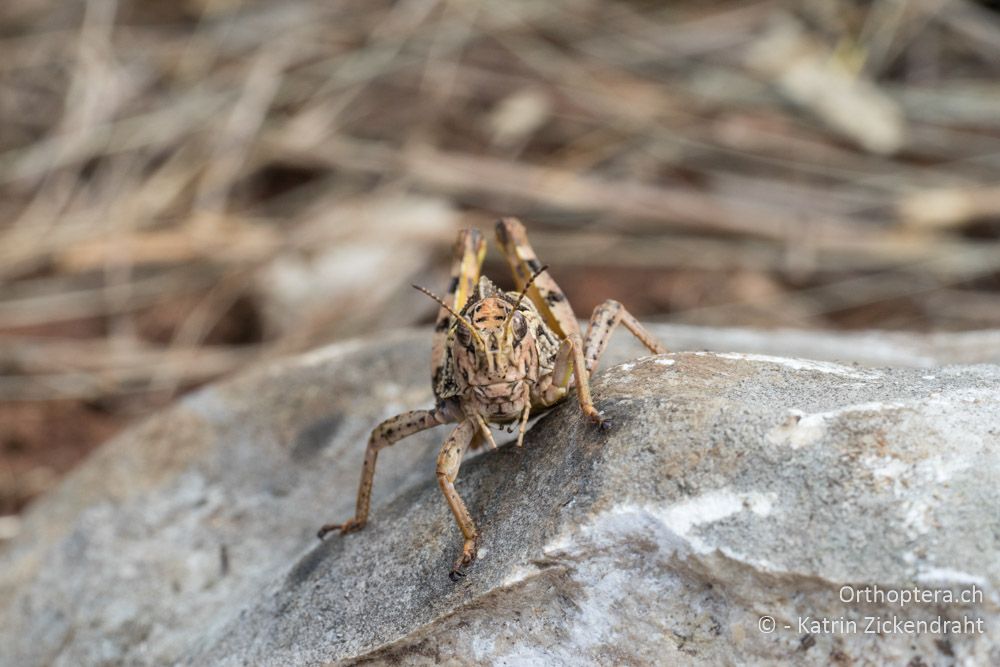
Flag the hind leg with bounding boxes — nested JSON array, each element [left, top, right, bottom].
[[495, 218, 605, 426], [431, 229, 486, 391], [495, 218, 579, 341], [584, 300, 667, 374]]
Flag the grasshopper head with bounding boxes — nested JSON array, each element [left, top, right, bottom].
[[414, 269, 546, 379], [458, 280, 530, 375]]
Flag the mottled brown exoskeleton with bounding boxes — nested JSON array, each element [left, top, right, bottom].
[[318, 219, 666, 580]]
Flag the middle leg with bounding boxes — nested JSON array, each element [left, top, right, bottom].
[[535, 336, 607, 427], [436, 419, 478, 580], [318, 408, 451, 539], [584, 299, 667, 374]]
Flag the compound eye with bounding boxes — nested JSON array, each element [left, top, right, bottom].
[[455, 322, 473, 347], [510, 310, 528, 342]]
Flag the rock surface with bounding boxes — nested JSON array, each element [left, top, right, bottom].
[[1, 327, 999, 666]]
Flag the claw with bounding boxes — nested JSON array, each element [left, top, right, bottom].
[[586, 409, 612, 430], [448, 537, 478, 581], [317, 518, 364, 540]]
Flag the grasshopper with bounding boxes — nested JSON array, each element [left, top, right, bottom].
[[318, 218, 666, 580]]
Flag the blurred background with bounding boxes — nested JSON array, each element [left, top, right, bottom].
[[1, 0, 999, 529]]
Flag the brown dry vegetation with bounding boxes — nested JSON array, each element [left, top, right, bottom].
[[1, 0, 999, 518]]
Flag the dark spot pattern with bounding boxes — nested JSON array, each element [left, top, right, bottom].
[[545, 291, 566, 304], [495, 220, 510, 244]]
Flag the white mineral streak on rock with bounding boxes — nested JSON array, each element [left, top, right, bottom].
[[767, 401, 904, 449], [713, 352, 879, 379], [916, 567, 989, 588], [545, 491, 777, 565]]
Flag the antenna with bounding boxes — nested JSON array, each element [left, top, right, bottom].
[[412, 284, 486, 348], [503, 264, 549, 326]]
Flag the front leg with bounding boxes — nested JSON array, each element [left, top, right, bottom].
[[436, 419, 478, 581], [472, 412, 498, 450], [318, 408, 450, 539], [515, 382, 531, 447]]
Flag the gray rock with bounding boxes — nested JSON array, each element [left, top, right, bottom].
[[645, 323, 1000, 368], [1, 329, 998, 666]]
